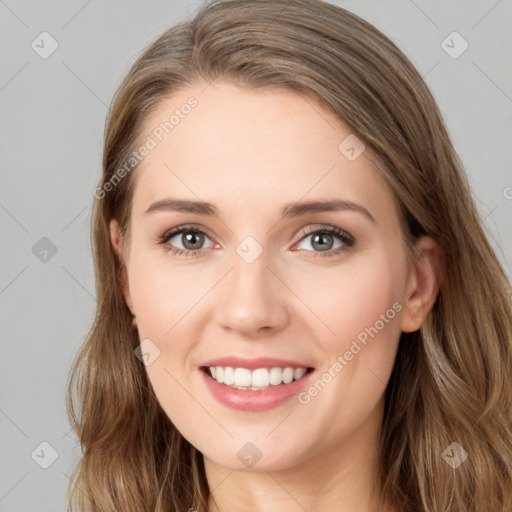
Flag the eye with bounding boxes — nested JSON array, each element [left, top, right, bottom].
[[293, 225, 355, 258], [159, 224, 355, 259], [159, 225, 215, 257]]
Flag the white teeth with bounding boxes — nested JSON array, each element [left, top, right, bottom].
[[294, 368, 307, 380], [234, 368, 252, 387], [207, 366, 310, 389], [282, 367, 294, 384], [269, 367, 282, 385], [223, 366, 235, 385], [251, 368, 269, 387]]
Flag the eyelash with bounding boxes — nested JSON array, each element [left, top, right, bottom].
[[158, 224, 355, 259]]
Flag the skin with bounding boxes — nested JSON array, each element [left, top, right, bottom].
[[110, 81, 442, 512]]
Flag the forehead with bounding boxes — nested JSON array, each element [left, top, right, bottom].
[[131, 82, 392, 219]]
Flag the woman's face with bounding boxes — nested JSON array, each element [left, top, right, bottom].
[[112, 81, 431, 471]]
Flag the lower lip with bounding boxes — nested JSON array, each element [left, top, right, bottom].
[[200, 368, 315, 412]]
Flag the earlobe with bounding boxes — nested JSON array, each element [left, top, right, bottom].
[[400, 236, 444, 333], [109, 219, 135, 315]]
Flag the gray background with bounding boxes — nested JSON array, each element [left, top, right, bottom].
[[1, 0, 511, 510]]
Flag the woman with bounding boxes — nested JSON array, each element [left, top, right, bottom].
[[66, 1, 512, 511]]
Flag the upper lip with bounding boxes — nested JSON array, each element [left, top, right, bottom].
[[201, 356, 314, 370]]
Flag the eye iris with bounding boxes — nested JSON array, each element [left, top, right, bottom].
[[311, 233, 333, 251], [182, 231, 204, 250]]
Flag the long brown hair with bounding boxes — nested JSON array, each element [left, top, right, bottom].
[[66, 1, 512, 510]]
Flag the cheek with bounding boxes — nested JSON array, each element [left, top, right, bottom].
[[126, 252, 205, 425], [288, 251, 406, 440], [128, 250, 208, 339], [300, 248, 407, 407], [298, 252, 406, 344]]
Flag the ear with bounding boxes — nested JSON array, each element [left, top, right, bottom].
[[109, 219, 134, 314], [400, 236, 444, 333]]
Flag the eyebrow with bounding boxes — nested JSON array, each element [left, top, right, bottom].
[[145, 198, 376, 223]]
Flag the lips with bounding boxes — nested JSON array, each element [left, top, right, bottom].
[[198, 355, 316, 411], [199, 364, 316, 411]]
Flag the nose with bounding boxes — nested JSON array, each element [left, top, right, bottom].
[[214, 253, 290, 336]]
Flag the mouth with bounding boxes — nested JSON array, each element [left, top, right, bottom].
[[200, 365, 315, 391]]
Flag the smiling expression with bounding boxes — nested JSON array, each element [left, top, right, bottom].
[[110, 81, 421, 471]]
